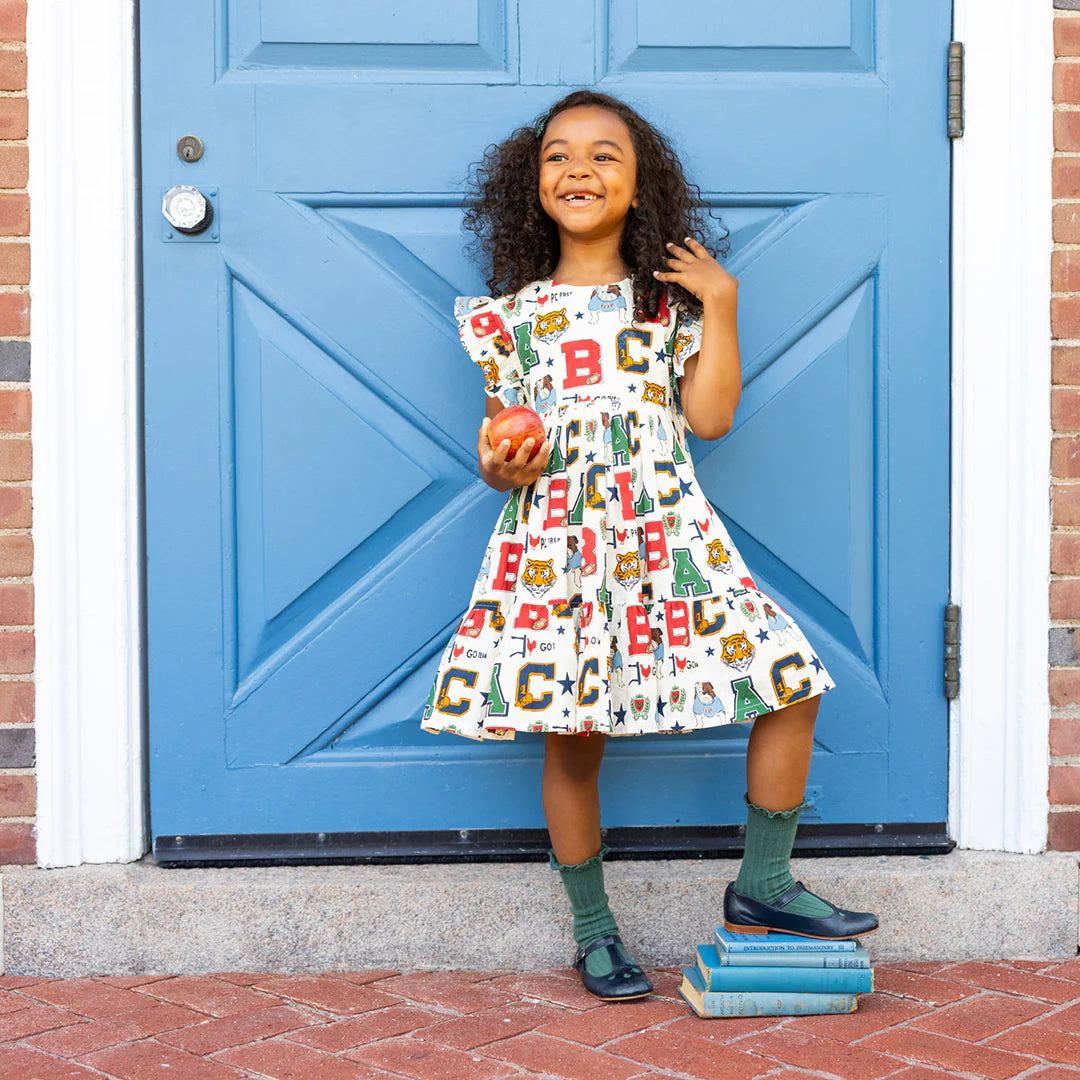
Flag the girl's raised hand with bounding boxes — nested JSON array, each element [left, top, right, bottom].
[[477, 417, 552, 492], [653, 236, 738, 305]]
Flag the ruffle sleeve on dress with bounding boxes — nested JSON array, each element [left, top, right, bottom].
[[453, 295, 527, 411], [667, 299, 704, 378]]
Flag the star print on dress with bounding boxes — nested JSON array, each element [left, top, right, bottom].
[[421, 274, 836, 740]]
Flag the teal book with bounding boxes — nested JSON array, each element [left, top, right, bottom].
[[715, 926, 858, 953], [678, 965, 858, 1018], [705, 938, 871, 968], [695, 944, 873, 994]]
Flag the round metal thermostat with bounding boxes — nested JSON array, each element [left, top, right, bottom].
[[162, 184, 214, 235]]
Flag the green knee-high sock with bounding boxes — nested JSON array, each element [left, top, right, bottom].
[[549, 843, 637, 977], [733, 791, 834, 917]]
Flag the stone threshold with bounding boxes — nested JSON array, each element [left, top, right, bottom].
[[0, 848, 1075, 977]]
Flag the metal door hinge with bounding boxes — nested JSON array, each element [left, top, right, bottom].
[[944, 602, 960, 699], [948, 41, 964, 139]]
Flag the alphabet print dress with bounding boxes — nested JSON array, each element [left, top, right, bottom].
[[420, 275, 835, 740]]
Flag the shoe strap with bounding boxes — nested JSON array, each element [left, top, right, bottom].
[[772, 880, 808, 908], [576, 932, 623, 963], [774, 879, 839, 914]]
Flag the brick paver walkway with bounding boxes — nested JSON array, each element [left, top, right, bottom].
[[0, 958, 1076, 1079]]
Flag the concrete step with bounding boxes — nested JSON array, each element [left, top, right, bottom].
[[1, 848, 1076, 977]]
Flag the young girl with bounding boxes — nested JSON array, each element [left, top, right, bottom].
[[421, 90, 879, 1002]]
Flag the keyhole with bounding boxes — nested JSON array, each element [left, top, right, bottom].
[[175, 135, 204, 163]]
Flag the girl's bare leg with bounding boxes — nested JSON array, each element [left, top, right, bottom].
[[745, 692, 820, 810], [542, 731, 606, 863]]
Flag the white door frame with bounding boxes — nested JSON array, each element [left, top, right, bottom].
[[948, 1, 1052, 855], [28, 0, 145, 866], [25, 1, 1053, 866]]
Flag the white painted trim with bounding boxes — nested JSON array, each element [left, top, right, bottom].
[[25, 2, 1051, 863], [948, 2, 1054, 853], [26, 1, 146, 866]]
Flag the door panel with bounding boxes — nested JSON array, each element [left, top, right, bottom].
[[142, 0, 951, 841]]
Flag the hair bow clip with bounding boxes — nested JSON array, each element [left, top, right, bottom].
[[535, 118, 546, 137]]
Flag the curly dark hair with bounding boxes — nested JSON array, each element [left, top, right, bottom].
[[457, 89, 729, 323]]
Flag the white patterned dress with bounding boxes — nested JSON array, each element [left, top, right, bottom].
[[420, 274, 835, 740]]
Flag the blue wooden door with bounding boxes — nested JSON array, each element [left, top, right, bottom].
[[142, 1, 951, 847]]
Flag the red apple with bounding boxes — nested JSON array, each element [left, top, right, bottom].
[[488, 405, 546, 461]]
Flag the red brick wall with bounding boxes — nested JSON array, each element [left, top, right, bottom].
[[1051, 9, 1080, 851], [0, 0, 32, 865]]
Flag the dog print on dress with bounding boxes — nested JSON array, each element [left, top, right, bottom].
[[587, 283, 630, 324]]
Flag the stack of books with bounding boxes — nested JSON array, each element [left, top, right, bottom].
[[678, 926, 874, 1017]]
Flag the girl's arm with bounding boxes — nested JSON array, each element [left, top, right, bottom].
[[653, 237, 742, 441], [677, 290, 741, 440]]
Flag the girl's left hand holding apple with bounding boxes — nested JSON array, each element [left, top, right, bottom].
[[478, 418, 551, 492]]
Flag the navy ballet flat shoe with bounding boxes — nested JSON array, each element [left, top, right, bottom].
[[574, 933, 654, 1002], [723, 880, 880, 940]]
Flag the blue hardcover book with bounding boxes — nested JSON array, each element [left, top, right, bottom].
[[678, 965, 858, 1017], [716, 926, 858, 953], [695, 944, 873, 994], [705, 939, 871, 968]]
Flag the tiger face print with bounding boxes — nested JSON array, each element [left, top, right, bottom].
[[521, 558, 557, 597], [534, 309, 571, 341], [641, 380, 666, 405], [720, 630, 755, 670], [674, 329, 695, 362], [479, 358, 500, 395], [706, 538, 731, 570], [613, 552, 641, 586]]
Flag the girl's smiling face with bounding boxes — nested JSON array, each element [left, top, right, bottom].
[[538, 105, 638, 244]]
